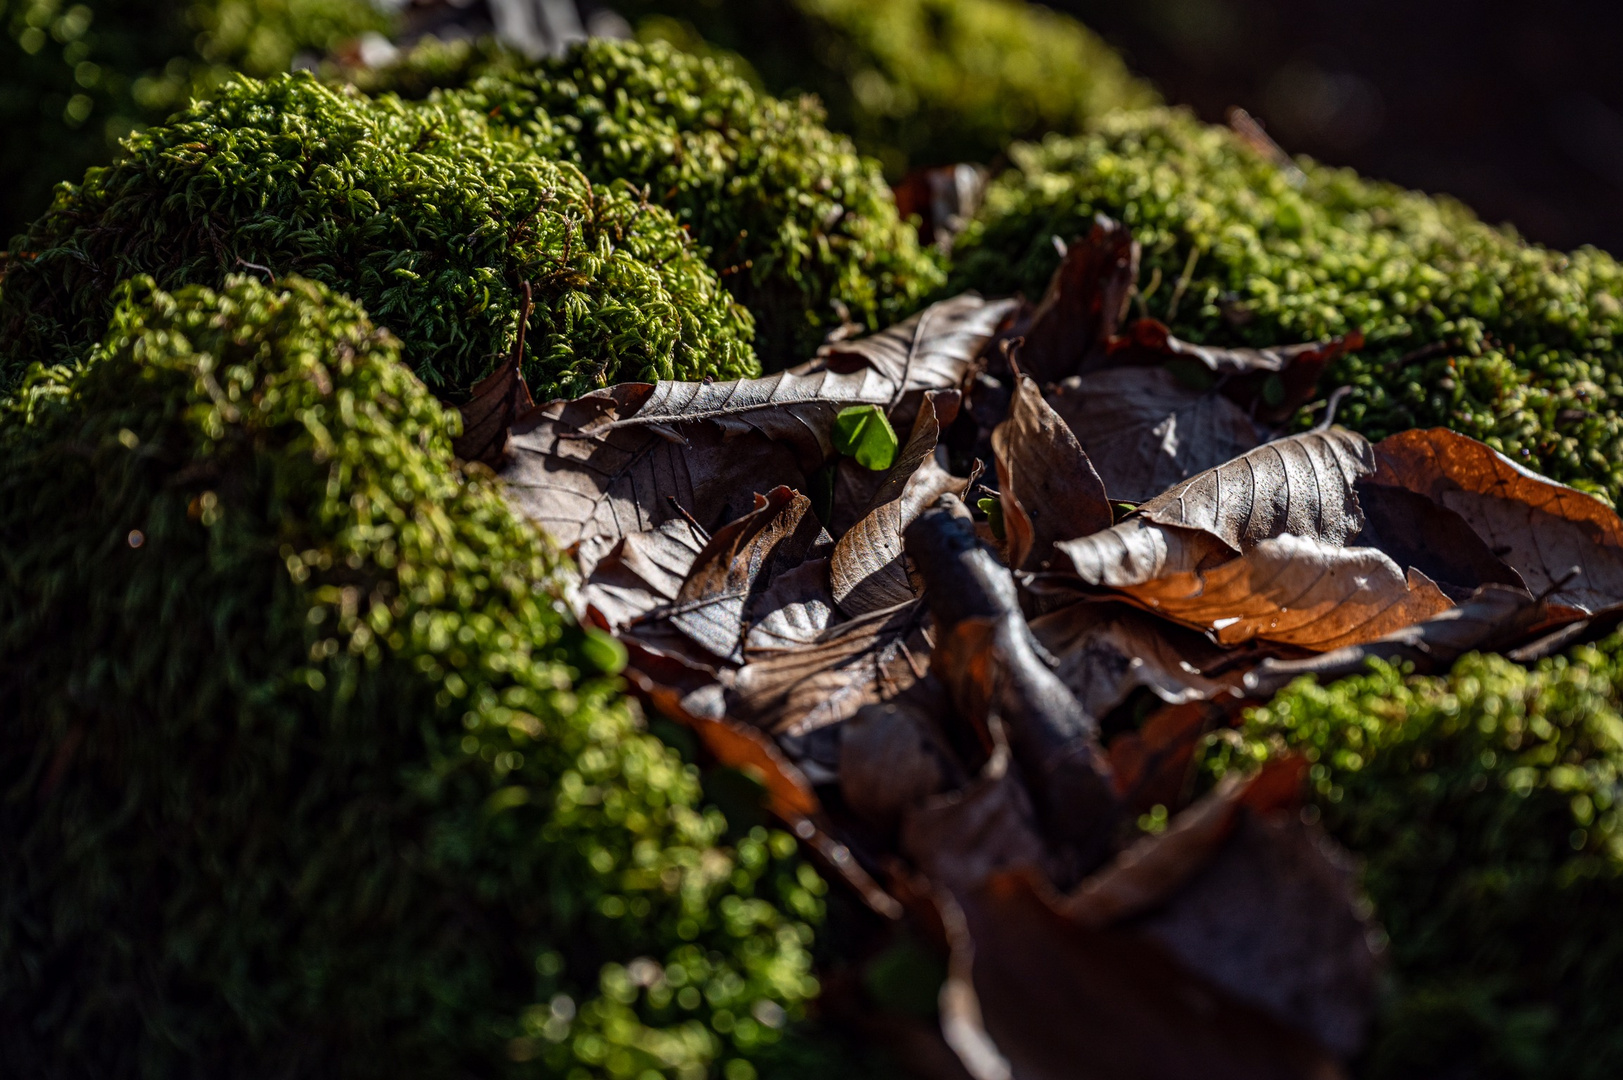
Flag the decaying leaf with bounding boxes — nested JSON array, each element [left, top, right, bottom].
[[732, 599, 932, 735], [1010, 215, 1138, 383], [580, 517, 706, 631], [744, 557, 838, 653], [991, 375, 1112, 569], [1047, 366, 1264, 504], [1371, 427, 1623, 611], [1351, 480, 1528, 599], [454, 283, 536, 467], [814, 293, 1017, 403], [840, 687, 969, 832]]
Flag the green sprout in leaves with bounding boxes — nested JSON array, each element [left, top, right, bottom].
[[832, 404, 900, 471]]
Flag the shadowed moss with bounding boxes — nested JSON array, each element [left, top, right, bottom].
[[1203, 646, 1623, 1079], [950, 108, 1623, 501], [0, 72, 757, 399], [0, 0, 389, 241], [0, 274, 819, 1077], [354, 37, 945, 365], [623, 0, 1156, 178]]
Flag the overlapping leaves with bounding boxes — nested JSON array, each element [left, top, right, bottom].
[[458, 219, 1623, 1080]]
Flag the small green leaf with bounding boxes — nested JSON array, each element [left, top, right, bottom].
[[977, 496, 1006, 541], [581, 627, 627, 674], [832, 404, 899, 471]]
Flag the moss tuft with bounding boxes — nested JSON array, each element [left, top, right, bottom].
[[358, 37, 945, 365], [951, 108, 1623, 501], [0, 273, 818, 1077], [623, 0, 1156, 177], [0, 72, 757, 399], [1, 0, 389, 240], [1203, 646, 1623, 1079]]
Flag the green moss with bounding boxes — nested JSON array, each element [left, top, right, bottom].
[[0, 0, 389, 241], [0, 71, 757, 400], [359, 38, 945, 365], [951, 108, 1623, 501], [0, 274, 819, 1076], [1202, 647, 1623, 1078], [625, 0, 1156, 177]]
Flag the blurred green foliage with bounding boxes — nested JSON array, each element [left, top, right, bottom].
[[0, 72, 757, 399], [0, 0, 388, 242], [352, 37, 945, 365], [1203, 645, 1623, 1078], [0, 273, 820, 1076], [625, 0, 1156, 177], [952, 108, 1623, 500]]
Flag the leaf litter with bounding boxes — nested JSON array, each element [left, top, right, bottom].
[[457, 217, 1623, 1078]]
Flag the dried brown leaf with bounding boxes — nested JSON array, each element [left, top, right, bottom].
[[1046, 367, 1264, 504], [1242, 583, 1550, 696], [453, 341, 534, 467], [1095, 533, 1453, 651], [841, 687, 970, 832], [744, 557, 837, 654], [499, 386, 805, 569], [899, 744, 1050, 897], [812, 293, 1018, 401], [1013, 215, 1139, 383], [1351, 480, 1528, 598], [991, 375, 1112, 569], [580, 518, 706, 631], [662, 486, 823, 664], [731, 599, 932, 736], [1372, 427, 1623, 611]]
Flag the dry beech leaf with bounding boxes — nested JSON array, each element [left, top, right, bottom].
[[1371, 427, 1623, 611], [580, 518, 706, 632], [662, 486, 823, 664], [899, 744, 1051, 897], [991, 375, 1113, 569], [1351, 480, 1527, 599], [601, 295, 1012, 470], [1058, 427, 1375, 589], [453, 335, 534, 467], [1100, 532, 1453, 651], [944, 871, 1347, 1080], [1046, 367, 1263, 504], [1012, 214, 1139, 383], [499, 386, 805, 570], [1242, 583, 1550, 696], [744, 557, 837, 654], [731, 599, 932, 736], [626, 664, 902, 919], [832, 392, 967, 616], [1028, 599, 1233, 718]]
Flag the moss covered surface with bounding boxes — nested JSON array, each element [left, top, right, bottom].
[[0, 274, 820, 1076], [951, 108, 1623, 501], [0, 72, 756, 400], [356, 38, 945, 365], [1203, 647, 1623, 1079], [623, 0, 1156, 178], [0, 0, 388, 241]]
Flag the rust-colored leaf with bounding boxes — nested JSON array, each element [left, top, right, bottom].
[[842, 684, 970, 833], [1371, 427, 1623, 611], [1013, 215, 1139, 383], [1046, 367, 1263, 504], [991, 375, 1113, 569], [453, 283, 535, 466]]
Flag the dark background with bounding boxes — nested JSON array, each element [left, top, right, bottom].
[[1060, 0, 1623, 254]]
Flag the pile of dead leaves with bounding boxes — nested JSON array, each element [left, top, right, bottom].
[[457, 218, 1623, 1079]]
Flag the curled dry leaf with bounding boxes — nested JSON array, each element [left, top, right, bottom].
[[814, 293, 1018, 402], [580, 517, 706, 632], [1351, 480, 1527, 598], [899, 744, 1051, 897], [744, 557, 837, 653], [1099, 533, 1453, 651], [1047, 366, 1264, 504], [1371, 427, 1623, 611], [1010, 214, 1138, 383], [660, 486, 824, 664], [991, 375, 1113, 569], [840, 688, 969, 832], [731, 599, 932, 736], [453, 334, 535, 467], [1058, 427, 1376, 591]]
